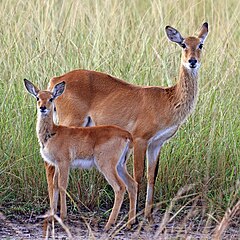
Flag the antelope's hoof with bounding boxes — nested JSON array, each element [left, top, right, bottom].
[[104, 223, 113, 232], [145, 215, 154, 224], [126, 219, 136, 230], [126, 223, 132, 230], [60, 212, 67, 221]]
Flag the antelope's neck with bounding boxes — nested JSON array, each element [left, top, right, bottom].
[[173, 65, 199, 123], [36, 112, 56, 148]]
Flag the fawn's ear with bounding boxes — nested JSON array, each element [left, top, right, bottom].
[[52, 81, 65, 99], [198, 22, 208, 44], [24, 79, 39, 98], [165, 26, 184, 44]]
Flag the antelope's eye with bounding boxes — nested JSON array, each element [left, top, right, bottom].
[[181, 43, 186, 49], [36, 97, 39, 101], [199, 43, 203, 49], [49, 98, 53, 102]]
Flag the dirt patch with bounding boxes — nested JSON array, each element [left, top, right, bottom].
[[0, 209, 239, 239]]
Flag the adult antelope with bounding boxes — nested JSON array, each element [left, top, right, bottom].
[[48, 23, 208, 220], [24, 79, 137, 230]]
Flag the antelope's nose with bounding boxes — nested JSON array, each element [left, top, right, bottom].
[[40, 106, 46, 112], [188, 58, 197, 68]]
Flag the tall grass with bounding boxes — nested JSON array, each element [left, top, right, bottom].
[[0, 0, 239, 224]]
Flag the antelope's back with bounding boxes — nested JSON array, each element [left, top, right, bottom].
[[48, 69, 141, 128]]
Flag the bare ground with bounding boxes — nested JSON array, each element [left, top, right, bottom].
[[0, 208, 239, 240]]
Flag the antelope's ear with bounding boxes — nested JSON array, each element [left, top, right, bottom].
[[198, 22, 208, 44], [165, 26, 184, 44], [52, 81, 65, 99], [24, 79, 39, 98]]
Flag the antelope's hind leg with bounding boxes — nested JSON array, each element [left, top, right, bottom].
[[117, 163, 138, 229], [97, 160, 126, 231]]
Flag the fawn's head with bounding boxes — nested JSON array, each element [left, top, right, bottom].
[[165, 22, 208, 70], [24, 79, 65, 116]]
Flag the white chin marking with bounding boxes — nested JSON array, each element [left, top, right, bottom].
[[183, 62, 200, 71], [39, 110, 50, 116]]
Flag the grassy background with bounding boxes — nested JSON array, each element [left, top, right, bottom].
[[0, 0, 239, 222]]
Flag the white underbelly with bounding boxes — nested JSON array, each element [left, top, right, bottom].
[[71, 158, 95, 169], [148, 125, 179, 145], [40, 148, 95, 170]]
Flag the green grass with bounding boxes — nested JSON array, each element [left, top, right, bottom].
[[0, 0, 239, 224]]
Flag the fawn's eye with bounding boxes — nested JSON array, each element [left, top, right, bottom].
[[199, 43, 203, 49], [181, 43, 186, 49]]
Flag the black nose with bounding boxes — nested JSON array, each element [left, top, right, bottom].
[[188, 58, 197, 67], [40, 106, 46, 112]]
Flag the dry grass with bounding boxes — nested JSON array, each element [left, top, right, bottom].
[[0, 0, 239, 238]]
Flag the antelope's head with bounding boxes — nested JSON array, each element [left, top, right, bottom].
[[165, 22, 208, 70], [24, 79, 65, 116]]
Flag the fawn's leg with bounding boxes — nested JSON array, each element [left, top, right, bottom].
[[99, 162, 126, 231], [58, 162, 70, 220], [118, 164, 138, 228], [44, 162, 56, 211]]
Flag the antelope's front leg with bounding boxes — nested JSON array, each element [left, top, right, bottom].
[[44, 162, 56, 211], [58, 163, 70, 220], [145, 141, 163, 221], [133, 138, 148, 211], [51, 168, 59, 214]]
